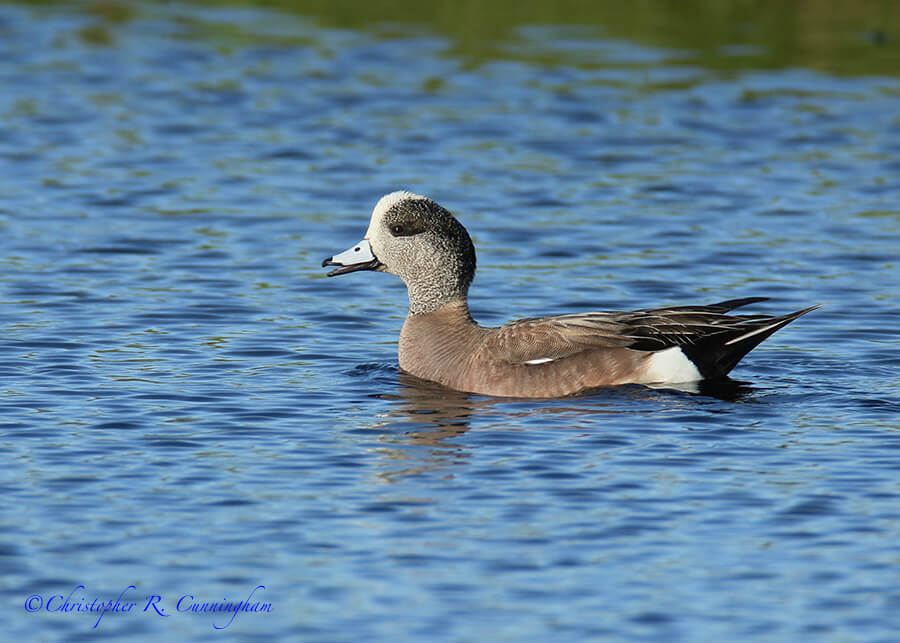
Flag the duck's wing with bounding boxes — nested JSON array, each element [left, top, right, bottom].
[[481, 311, 633, 364], [483, 297, 819, 377]]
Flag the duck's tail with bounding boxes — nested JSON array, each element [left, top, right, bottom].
[[680, 301, 821, 379]]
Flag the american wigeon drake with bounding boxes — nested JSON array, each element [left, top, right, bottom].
[[323, 191, 818, 398]]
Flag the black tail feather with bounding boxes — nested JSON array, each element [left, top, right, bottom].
[[681, 305, 820, 379], [650, 297, 770, 315], [705, 297, 770, 312]]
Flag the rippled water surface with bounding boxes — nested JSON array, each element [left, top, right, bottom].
[[2, 2, 900, 640]]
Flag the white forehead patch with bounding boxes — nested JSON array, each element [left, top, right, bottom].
[[366, 191, 429, 238], [372, 191, 428, 221]]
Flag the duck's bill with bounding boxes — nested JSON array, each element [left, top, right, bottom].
[[322, 239, 382, 277]]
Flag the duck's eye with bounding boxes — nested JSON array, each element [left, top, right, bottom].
[[390, 224, 405, 236]]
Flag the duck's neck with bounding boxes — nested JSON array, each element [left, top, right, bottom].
[[399, 300, 483, 383], [407, 298, 474, 323], [406, 280, 471, 316]]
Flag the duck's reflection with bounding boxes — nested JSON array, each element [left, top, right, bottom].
[[363, 370, 756, 482], [373, 372, 482, 443], [377, 373, 755, 437]]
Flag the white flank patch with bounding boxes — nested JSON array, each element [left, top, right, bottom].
[[643, 347, 702, 384], [524, 357, 555, 365]]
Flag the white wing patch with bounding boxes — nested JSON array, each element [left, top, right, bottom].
[[524, 357, 555, 365], [642, 347, 702, 384]]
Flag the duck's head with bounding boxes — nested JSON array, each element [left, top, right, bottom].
[[323, 191, 477, 314]]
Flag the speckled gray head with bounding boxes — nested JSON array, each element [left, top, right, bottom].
[[322, 191, 477, 315]]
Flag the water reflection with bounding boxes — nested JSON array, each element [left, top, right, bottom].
[[382, 373, 476, 433], [26, 0, 900, 77], [362, 369, 759, 482]]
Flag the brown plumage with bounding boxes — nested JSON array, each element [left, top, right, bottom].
[[323, 192, 818, 397]]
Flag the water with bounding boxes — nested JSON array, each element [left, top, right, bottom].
[[2, 2, 899, 640]]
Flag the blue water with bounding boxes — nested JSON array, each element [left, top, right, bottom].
[[2, 3, 899, 640]]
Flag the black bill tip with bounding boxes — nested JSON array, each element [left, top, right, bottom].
[[322, 257, 381, 277]]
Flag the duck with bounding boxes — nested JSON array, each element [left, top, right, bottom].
[[322, 191, 818, 398]]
